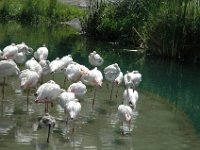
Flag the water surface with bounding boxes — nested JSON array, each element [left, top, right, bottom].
[[0, 22, 200, 150]]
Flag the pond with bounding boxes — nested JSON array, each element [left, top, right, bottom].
[[0, 21, 200, 150]]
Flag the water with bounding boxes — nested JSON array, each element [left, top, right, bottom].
[[0, 21, 200, 149]]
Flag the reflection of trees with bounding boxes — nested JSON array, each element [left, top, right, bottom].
[[140, 56, 200, 133]]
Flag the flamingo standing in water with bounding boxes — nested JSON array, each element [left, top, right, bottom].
[[58, 91, 81, 132], [1, 42, 33, 60], [38, 113, 56, 143], [65, 99, 81, 133], [25, 57, 43, 78], [81, 67, 103, 108], [63, 62, 89, 85], [67, 81, 87, 100], [19, 69, 39, 101], [124, 70, 142, 89], [88, 51, 104, 67], [118, 104, 133, 135], [61, 54, 73, 69], [14, 42, 33, 65], [34, 45, 48, 61], [39, 60, 51, 84], [34, 80, 61, 113], [58, 90, 76, 110], [1, 43, 18, 60], [104, 63, 121, 100], [0, 59, 20, 99], [123, 72, 140, 109]]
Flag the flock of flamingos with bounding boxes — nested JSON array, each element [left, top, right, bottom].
[[0, 42, 142, 143]]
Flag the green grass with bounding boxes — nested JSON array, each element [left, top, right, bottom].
[[0, 0, 86, 25]]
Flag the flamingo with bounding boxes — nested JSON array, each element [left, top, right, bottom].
[[39, 60, 51, 84], [25, 57, 43, 78], [34, 80, 61, 113], [65, 99, 81, 132], [0, 59, 20, 99], [34, 45, 48, 61], [104, 63, 121, 100], [63, 62, 89, 84], [118, 104, 133, 135], [88, 51, 104, 67], [81, 67, 103, 108], [58, 90, 76, 110], [123, 86, 138, 110], [38, 113, 56, 143], [61, 54, 73, 69], [16, 42, 33, 53], [1, 42, 33, 60], [49, 57, 65, 80], [67, 81, 87, 100], [124, 70, 142, 89], [19, 69, 39, 101], [14, 42, 33, 65], [1, 43, 18, 60]]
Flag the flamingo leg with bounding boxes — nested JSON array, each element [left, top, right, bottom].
[[110, 81, 114, 101], [47, 124, 51, 143], [115, 85, 119, 99], [2, 77, 6, 99], [121, 122, 124, 135], [92, 87, 97, 109], [27, 89, 30, 103], [64, 77, 67, 86]]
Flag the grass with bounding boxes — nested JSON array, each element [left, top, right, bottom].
[[0, 0, 86, 25]]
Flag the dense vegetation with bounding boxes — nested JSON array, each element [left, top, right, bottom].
[[0, 0, 200, 62], [82, 0, 200, 62], [0, 0, 86, 25]]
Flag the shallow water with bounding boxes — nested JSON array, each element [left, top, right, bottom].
[[0, 22, 200, 149]]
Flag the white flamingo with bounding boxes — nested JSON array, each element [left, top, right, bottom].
[[123, 86, 138, 110], [118, 104, 133, 135], [19, 69, 39, 101], [63, 62, 89, 84], [25, 57, 43, 78], [34, 80, 61, 113], [38, 113, 56, 143], [1, 43, 18, 60], [34, 45, 48, 61], [1, 42, 33, 60], [39, 60, 51, 83], [16, 42, 33, 53], [88, 51, 104, 67], [81, 67, 103, 108], [67, 81, 87, 100], [124, 70, 142, 89], [104, 63, 121, 100], [49, 58, 65, 80], [14, 42, 33, 65], [14, 52, 27, 65], [58, 90, 76, 110], [65, 99, 81, 132], [61, 54, 73, 69], [0, 59, 20, 99]]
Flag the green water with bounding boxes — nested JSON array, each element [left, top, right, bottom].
[[0, 21, 200, 149]]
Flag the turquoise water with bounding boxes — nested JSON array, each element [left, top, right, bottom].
[[0, 22, 200, 149]]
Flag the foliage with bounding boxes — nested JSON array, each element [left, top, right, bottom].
[[83, 0, 200, 61], [0, 0, 86, 25]]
